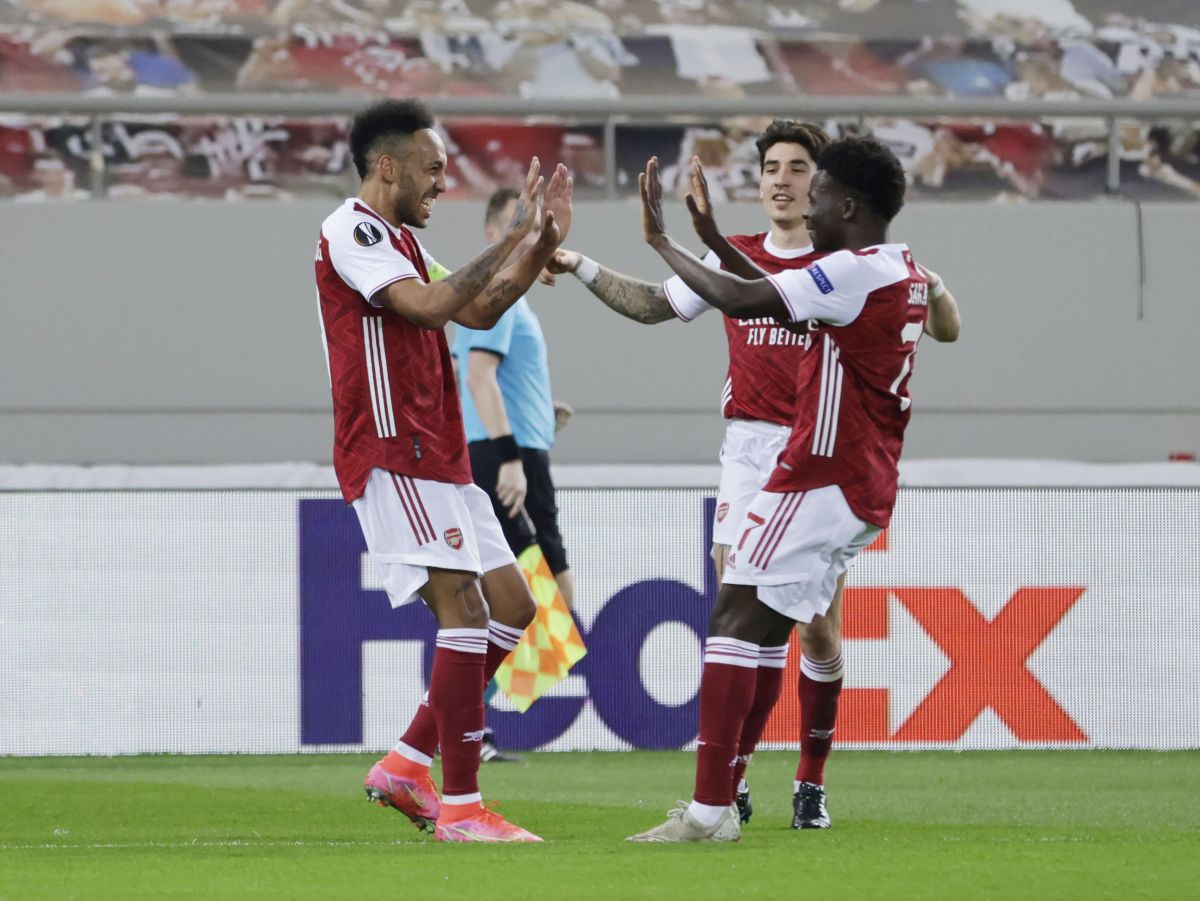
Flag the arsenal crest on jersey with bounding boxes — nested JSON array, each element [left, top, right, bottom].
[[353, 222, 383, 246], [716, 502, 730, 522], [444, 527, 464, 550]]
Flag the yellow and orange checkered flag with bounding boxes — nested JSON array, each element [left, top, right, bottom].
[[494, 544, 587, 712]]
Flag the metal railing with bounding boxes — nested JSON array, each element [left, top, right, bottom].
[[4, 92, 1200, 198]]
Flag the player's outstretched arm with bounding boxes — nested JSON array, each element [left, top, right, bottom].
[[545, 249, 676, 324], [641, 156, 786, 320], [374, 158, 545, 329], [455, 164, 575, 330], [921, 267, 961, 342], [685, 157, 768, 280]]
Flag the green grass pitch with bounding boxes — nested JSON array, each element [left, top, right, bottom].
[[2, 751, 1197, 899]]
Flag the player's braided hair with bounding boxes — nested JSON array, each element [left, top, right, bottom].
[[348, 99, 436, 179], [755, 119, 831, 170], [816, 136, 906, 222]]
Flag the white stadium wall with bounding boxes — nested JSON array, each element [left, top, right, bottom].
[[3, 476, 1199, 755], [0, 200, 1198, 466]]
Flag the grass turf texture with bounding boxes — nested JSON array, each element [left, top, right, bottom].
[[1, 751, 1197, 899]]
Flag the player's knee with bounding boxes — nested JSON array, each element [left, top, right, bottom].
[[509, 589, 536, 629], [799, 619, 840, 659], [483, 563, 536, 629]]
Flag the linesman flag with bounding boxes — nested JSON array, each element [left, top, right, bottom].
[[494, 544, 587, 712]]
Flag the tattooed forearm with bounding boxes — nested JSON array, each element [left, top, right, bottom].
[[482, 276, 523, 312], [445, 241, 510, 305], [588, 267, 676, 324]]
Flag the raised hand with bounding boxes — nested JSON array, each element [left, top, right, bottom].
[[504, 156, 543, 244], [638, 156, 668, 246], [539, 163, 574, 247], [684, 156, 721, 249]]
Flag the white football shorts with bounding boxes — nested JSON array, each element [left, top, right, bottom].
[[712, 418, 791, 546], [352, 467, 517, 608], [723, 485, 880, 624]]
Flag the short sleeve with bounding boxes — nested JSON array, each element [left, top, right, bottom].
[[460, 305, 518, 359], [326, 217, 421, 306], [766, 250, 905, 326], [662, 250, 722, 322]]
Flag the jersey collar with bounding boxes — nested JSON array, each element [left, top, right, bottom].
[[762, 232, 814, 259]]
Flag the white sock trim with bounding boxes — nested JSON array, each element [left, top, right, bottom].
[[436, 627, 489, 655], [687, 800, 728, 828], [392, 741, 433, 768], [488, 620, 525, 651], [800, 653, 844, 683], [704, 636, 761, 669], [442, 792, 483, 806], [758, 644, 788, 669]]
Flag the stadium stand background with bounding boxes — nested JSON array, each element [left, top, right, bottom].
[[1, 0, 1197, 465]]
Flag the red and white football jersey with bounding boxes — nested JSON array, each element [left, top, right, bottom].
[[316, 198, 470, 502], [763, 244, 929, 529], [662, 232, 823, 427]]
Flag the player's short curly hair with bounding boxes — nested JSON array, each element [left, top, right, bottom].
[[817, 136, 906, 222], [348, 99, 436, 179], [755, 119, 831, 170]]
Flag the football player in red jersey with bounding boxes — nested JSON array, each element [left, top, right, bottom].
[[552, 121, 959, 830], [546, 123, 830, 824], [628, 138, 959, 843], [315, 99, 572, 843]]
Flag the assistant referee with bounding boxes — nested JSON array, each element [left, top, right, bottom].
[[451, 187, 574, 609]]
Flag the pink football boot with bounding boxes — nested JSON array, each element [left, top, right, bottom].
[[434, 806, 543, 843], [364, 762, 441, 833]]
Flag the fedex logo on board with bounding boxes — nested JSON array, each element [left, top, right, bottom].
[[763, 527, 1088, 744], [298, 498, 1088, 749]]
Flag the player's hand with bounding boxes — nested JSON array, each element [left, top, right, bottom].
[[537, 268, 557, 286], [918, 264, 944, 296], [639, 156, 668, 246], [544, 248, 581, 275], [553, 399, 574, 433], [684, 156, 721, 249], [496, 459, 527, 518], [535, 211, 561, 251], [545, 249, 581, 275], [539, 162, 574, 246], [504, 157, 543, 245]]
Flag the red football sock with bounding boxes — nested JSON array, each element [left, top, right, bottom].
[[389, 695, 438, 767], [730, 645, 788, 800], [796, 653, 844, 786], [387, 619, 524, 769], [429, 628, 488, 802], [693, 637, 759, 807]]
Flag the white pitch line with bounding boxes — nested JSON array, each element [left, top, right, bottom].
[[0, 839, 415, 851]]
